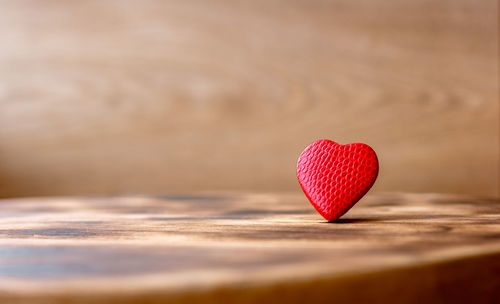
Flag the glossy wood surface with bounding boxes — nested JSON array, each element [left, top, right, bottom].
[[0, 192, 499, 303]]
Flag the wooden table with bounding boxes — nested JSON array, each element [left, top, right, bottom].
[[0, 193, 499, 303]]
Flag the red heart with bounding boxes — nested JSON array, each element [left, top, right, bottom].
[[296, 139, 379, 221]]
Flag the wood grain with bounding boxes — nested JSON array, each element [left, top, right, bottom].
[[0, 192, 499, 303], [0, 0, 498, 198]]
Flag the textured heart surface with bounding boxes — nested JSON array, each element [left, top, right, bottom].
[[296, 139, 379, 221]]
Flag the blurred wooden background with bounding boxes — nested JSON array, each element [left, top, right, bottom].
[[0, 0, 498, 198]]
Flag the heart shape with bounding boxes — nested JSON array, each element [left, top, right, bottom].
[[296, 139, 379, 221]]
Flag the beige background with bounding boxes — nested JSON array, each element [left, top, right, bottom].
[[0, 0, 498, 198]]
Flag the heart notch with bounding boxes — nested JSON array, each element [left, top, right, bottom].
[[296, 139, 379, 221]]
